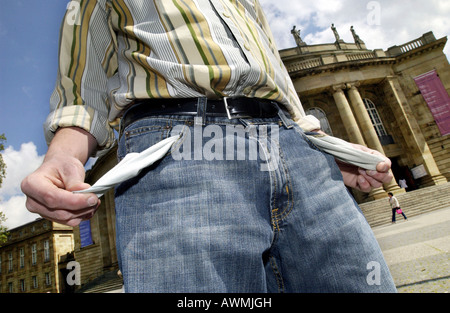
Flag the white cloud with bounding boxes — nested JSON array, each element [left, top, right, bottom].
[[1, 195, 38, 230], [0, 142, 44, 229], [259, 0, 450, 58], [0, 142, 98, 229]]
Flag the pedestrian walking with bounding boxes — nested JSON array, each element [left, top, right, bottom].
[[388, 192, 408, 223]]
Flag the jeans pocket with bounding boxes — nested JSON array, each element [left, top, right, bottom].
[[292, 124, 322, 152], [118, 120, 172, 160]]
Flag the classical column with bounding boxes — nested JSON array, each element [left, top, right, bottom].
[[383, 76, 447, 186], [331, 85, 365, 145], [347, 83, 403, 196], [346, 83, 383, 150]]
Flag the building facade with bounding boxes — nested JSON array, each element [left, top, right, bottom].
[[0, 219, 74, 293], [282, 27, 449, 202], [70, 147, 120, 291]]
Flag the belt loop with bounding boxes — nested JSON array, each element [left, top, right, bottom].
[[274, 102, 294, 129], [195, 97, 207, 126], [119, 103, 138, 139]]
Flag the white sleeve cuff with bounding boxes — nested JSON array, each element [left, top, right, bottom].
[[297, 115, 321, 132]]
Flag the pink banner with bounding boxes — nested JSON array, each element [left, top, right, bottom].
[[414, 70, 450, 136]]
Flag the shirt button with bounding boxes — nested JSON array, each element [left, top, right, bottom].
[[243, 43, 251, 51], [222, 12, 231, 18]]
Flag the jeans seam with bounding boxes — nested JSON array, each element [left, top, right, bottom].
[[269, 255, 285, 293], [273, 143, 294, 222], [266, 139, 292, 294]]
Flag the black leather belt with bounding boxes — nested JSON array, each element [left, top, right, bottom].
[[120, 97, 279, 133]]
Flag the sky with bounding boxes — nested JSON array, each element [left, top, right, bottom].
[[1, 0, 449, 229]]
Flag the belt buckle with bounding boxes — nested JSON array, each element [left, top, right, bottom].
[[223, 97, 251, 120], [223, 97, 235, 120]]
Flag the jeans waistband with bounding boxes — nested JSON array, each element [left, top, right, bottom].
[[120, 97, 283, 135]]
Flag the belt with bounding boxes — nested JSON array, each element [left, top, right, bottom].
[[120, 97, 279, 133]]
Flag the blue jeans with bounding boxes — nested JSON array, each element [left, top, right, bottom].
[[114, 113, 396, 293]]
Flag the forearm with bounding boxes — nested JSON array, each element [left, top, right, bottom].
[[45, 127, 98, 165]]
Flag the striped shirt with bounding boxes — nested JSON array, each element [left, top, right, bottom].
[[46, 0, 318, 151]]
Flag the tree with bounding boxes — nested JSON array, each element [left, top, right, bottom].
[[0, 133, 8, 245], [0, 133, 5, 187], [0, 211, 8, 246]]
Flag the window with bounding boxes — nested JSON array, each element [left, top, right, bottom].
[[0, 255, 2, 274], [32, 276, 38, 289], [8, 252, 13, 272], [31, 244, 37, 265], [45, 272, 52, 286], [20, 279, 25, 292], [305, 107, 334, 135], [8, 282, 13, 293], [19, 248, 25, 268], [363, 99, 387, 137], [44, 240, 50, 262]]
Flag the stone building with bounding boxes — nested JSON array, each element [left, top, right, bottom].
[[282, 26, 449, 202], [70, 147, 121, 292], [0, 218, 74, 293]]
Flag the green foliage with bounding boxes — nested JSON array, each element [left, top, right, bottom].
[[0, 211, 8, 246], [0, 133, 5, 188], [0, 133, 8, 245]]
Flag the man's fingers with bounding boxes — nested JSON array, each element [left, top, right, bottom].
[[22, 173, 100, 227], [358, 169, 384, 189], [376, 159, 391, 173], [338, 143, 394, 193], [22, 174, 99, 211], [356, 177, 371, 193], [25, 195, 99, 226], [363, 167, 394, 184]]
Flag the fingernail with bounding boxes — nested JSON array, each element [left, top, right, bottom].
[[380, 163, 389, 172], [87, 196, 98, 207], [367, 170, 377, 176]]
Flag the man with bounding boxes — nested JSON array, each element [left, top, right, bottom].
[[21, 0, 396, 292]]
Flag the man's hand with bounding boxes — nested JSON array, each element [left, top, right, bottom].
[[337, 143, 393, 193], [21, 127, 100, 227]]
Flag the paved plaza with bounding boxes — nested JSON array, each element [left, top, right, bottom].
[[90, 207, 450, 294], [373, 207, 450, 293]]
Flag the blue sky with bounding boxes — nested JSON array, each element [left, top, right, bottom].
[[0, 1, 68, 156], [0, 0, 449, 229]]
